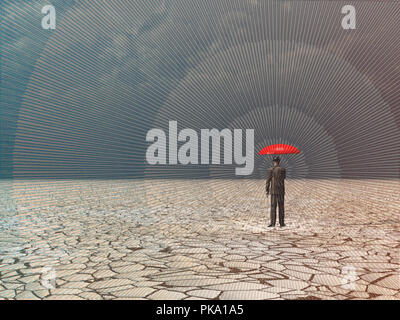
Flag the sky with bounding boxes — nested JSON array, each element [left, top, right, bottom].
[[1, 0, 399, 179]]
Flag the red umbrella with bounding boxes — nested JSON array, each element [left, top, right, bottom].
[[258, 143, 300, 155]]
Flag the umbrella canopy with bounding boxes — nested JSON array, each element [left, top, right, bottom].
[[258, 143, 300, 155]]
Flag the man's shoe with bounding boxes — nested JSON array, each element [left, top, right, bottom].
[[268, 224, 275, 227], [280, 224, 286, 228]]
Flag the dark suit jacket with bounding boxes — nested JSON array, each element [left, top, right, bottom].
[[266, 166, 286, 195]]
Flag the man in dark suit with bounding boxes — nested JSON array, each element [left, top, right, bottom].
[[266, 156, 286, 227]]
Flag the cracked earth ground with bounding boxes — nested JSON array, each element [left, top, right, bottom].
[[0, 179, 399, 300]]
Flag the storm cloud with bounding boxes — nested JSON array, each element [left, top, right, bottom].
[[2, 0, 399, 178]]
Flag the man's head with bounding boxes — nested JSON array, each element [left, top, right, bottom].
[[273, 156, 280, 166]]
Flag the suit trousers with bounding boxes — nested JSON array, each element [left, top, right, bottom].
[[270, 194, 284, 226]]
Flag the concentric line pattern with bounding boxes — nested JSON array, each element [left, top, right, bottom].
[[0, 0, 397, 179]]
